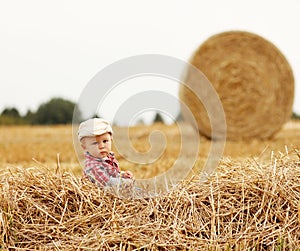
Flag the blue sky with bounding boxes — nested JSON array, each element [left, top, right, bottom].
[[0, 0, 299, 124]]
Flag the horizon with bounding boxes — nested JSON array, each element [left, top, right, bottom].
[[1, 1, 299, 123]]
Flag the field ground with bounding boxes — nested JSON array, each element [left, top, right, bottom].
[[0, 120, 299, 178], [0, 120, 300, 249]]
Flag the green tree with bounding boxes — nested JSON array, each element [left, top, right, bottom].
[[176, 112, 183, 122], [292, 111, 300, 120], [33, 97, 79, 124], [23, 109, 35, 123], [1, 107, 20, 118], [153, 112, 164, 123], [0, 107, 26, 125]]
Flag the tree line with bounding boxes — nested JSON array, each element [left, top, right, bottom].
[[0, 97, 167, 125], [0, 97, 80, 125], [1, 97, 299, 125]]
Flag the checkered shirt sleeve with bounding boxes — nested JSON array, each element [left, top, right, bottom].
[[83, 152, 121, 187]]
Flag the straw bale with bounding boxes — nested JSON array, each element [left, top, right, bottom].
[[180, 31, 294, 140], [1, 149, 300, 250]]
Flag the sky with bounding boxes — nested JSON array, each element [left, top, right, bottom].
[[0, 0, 299, 125]]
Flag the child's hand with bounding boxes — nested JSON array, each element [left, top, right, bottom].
[[121, 170, 134, 179]]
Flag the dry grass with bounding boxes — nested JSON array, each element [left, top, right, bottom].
[[1, 121, 299, 175], [0, 149, 299, 250], [0, 121, 300, 250], [0, 125, 77, 166]]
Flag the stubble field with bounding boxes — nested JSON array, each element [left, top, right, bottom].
[[1, 121, 299, 177], [0, 120, 300, 250]]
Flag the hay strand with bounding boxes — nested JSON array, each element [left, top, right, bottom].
[[1, 149, 300, 250], [180, 30, 294, 140]]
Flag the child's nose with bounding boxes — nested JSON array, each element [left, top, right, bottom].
[[98, 142, 104, 149]]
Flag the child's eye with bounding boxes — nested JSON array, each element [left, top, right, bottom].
[[92, 142, 98, 145], [103, 140, 108, 143]]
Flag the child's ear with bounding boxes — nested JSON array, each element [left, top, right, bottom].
[[80, 139, 86, 149]]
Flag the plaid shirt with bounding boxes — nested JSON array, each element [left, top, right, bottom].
[[83, 151, 121, 187]]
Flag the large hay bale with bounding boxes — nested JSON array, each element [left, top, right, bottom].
[[180, 31, 294, 140]]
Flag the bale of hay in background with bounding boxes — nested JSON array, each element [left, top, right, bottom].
[[180, 31, 294, 140]]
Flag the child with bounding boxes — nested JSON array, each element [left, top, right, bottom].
[[78, 118, 134, 192]]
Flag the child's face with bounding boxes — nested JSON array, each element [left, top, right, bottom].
[[81, 132, 112, 158]]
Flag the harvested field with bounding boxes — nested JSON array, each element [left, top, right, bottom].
[[0, 120, 300, 250]]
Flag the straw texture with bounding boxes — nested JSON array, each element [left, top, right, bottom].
[[1, 149, 300, 250], [180, 31, 294, 140]]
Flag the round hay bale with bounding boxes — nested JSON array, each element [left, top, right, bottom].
[[180, 30, 294, 140]]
